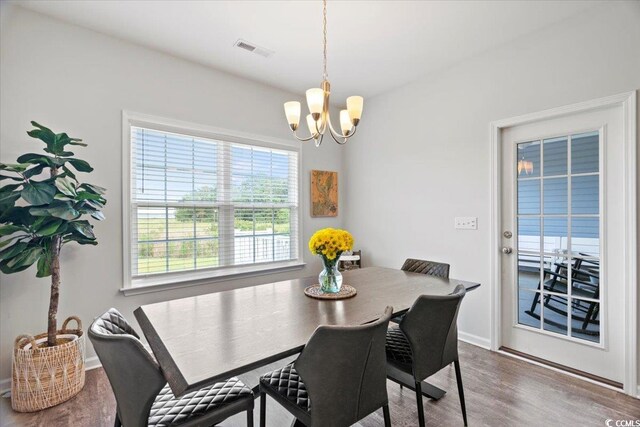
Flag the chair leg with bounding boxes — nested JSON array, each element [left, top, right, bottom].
[[529, 291, 540, 313], [454, 361, 468, 426], [582, 301, 597, 330], [247, 406, 254, 427], [415, 381, 425, 427], [113, 413, 121, 427], [260, 392, 266, 427], [383, 404, 391, 427]]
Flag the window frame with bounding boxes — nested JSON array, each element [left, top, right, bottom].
[[121, 111, 304, 294]]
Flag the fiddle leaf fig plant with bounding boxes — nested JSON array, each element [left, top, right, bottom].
[[0, 122, 106, 347]]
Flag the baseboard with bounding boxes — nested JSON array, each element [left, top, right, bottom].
[[0, 356, 101, 397], [85, 355, 102, 371], [458, 331, 491, 349]]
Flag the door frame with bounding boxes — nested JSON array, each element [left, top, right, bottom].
[[489, 91, 638, 396]]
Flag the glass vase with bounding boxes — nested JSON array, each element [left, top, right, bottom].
[[319, 257, 343, 293]]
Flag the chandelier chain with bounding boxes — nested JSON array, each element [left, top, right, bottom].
[[322, 0, 328, 81]]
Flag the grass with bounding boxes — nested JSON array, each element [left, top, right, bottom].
[[138, 256, 219, 274], [135, 215, 290, 275], [137, 217, 290, 241]]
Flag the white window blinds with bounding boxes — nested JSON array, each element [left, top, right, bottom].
[[129, 126, 299, 280]]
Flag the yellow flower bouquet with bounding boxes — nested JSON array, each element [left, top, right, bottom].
[[309, 228, 354, 293]]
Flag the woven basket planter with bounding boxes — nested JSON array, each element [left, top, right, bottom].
[[11, 316, 86, 412]]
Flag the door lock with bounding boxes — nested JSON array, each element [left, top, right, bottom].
[[501, 247, 513, 254], [503, 231, 513, 239]]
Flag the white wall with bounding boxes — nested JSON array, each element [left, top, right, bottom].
[[0, 7, 343, 381], [343, 1, 640, 374], [2, 1, 639, 389]]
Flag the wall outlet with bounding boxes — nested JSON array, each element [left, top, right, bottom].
[[455, 217, 477, 230]]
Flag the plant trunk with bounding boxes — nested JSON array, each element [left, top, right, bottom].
[[47, 165, 62, 347], [47, 235, 61, 347]]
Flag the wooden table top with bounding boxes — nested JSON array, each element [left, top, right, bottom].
[[134, 266, 480, 396]]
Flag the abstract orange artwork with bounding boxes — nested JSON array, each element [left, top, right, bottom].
[[311, 170, 338, 217]]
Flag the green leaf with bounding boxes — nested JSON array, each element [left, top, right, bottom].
[[64, 234, 98, 245], [21, 182, 56, 205], [91, 211, 105, 221], [75, 191, 102, 201], [0, 225, 26, 237], [0, 194, 21, 211], [27, 122, 56, 146], [62, 165, 76, 180], [0, 235, 26, 249], [86, 198, 105, 208], [0, 241, 29, 260], [0, 174, 22, 181], [16, 153, 57, 167], [54, 193, 73, 201], [67, 158, 93, 172], [0, 163, 28, 173], [3, 246, 42, 272], [0, 192, 20, 211], [78, 183, 106, 195], [30, 201, 80, 220], [55, 133, 84, 148], [69, 221, 95, 239], [23, 164, 46, 179], [0, 183, 22, 193], [0, 206, 32, 224], [35, 219, 64, 236], [36, 250, 52, 277], [54, 176, 77, 197]]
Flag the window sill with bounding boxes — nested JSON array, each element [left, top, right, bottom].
[[120, 261, 307, 296]]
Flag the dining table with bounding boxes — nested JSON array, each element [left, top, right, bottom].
[[134, 266, 481, 403]]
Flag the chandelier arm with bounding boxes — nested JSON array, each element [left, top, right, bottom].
[[326, 111, 356, 142], [315, 118, 325, 136], [292, 129, 318, 142], [327, 124, 357, 145]]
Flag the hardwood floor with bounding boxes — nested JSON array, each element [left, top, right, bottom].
[[1, 342, 638, 427]]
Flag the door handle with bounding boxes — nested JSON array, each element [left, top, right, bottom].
[[502, 247, 513, 254]]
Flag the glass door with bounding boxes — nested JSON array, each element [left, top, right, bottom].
[[516, 131, 601, 343]]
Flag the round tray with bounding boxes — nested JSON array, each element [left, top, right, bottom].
[[304, 284, 357, 300]]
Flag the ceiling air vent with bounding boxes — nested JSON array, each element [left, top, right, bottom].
[[234, 39, 274, 58]]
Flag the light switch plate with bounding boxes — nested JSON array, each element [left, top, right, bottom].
[[455, 217, 477, 230]]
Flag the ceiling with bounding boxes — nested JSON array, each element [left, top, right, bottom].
[[16, 1, 602, 102]]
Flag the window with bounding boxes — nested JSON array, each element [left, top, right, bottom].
[[125, 117, 300, 289], [515, 131, 601, 343]]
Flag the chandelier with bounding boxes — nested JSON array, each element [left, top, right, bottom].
[[518, 156, 534, 175], [283, 0, 363, 147]]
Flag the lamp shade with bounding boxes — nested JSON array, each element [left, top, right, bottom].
[[306, 88, 324, 115], [346, 96, 364, 124], [306, 114, 319, 137], [340, 110, 352, 136], [284, 101, 301, 129]]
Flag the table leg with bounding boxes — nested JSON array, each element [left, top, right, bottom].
[[387, 364, 447, 400]]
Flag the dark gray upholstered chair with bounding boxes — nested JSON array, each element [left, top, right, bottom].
[[258, 307, 394, 427], [386, 285, 467, 427], [393, 258, 451, 324], [89, 308, 255, 427], [401, 258, 450, 278]]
